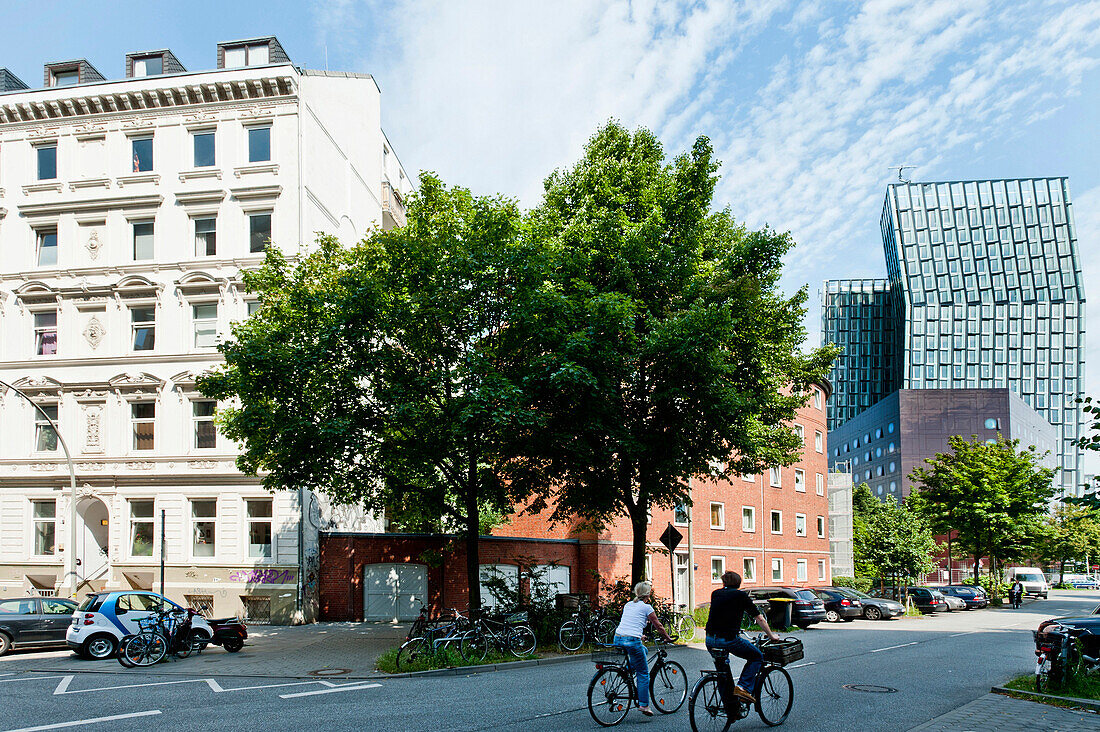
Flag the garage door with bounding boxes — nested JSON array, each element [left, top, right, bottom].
[[363, 563, 427, 621]]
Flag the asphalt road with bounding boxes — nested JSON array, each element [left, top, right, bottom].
[[0, 590, 1096, 732]]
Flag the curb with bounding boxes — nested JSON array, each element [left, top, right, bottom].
[[990, 685, 1100, 712]]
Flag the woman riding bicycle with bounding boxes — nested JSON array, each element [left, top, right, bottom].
[[612, 581, 674, 717]]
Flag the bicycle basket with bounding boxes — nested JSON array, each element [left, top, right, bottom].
[[504, 611, 528, 624], [762, 638, 804, 666], [591, 647, 628, 667], [136, 616, 161, 632]]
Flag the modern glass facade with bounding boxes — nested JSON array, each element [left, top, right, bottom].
[[825, 178, 1086, 497]]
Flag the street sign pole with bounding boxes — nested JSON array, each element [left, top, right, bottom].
[[160, 509, 166, 596], [659, 522, 684, 605]]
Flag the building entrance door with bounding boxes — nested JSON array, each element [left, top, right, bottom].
[[674, 552, 690, 607], [363, 563, 427, 621], [76, 497, 109, 583]]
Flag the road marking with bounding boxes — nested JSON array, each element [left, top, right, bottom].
[[279, 682, 381, 699], [0, 673, 15, 677], [787, 662, 816, 669], [0, 676, 68, 685], [870, 642, 917, 653], [51, 675, 346, 696], [949, 632, 975, 637], [1, 710, 161, 732]]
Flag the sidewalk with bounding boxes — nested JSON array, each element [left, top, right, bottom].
[[4, 622, 408, 679], [907, 693, 1099, 731]]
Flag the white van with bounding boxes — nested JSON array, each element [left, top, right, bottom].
[[1006, 567, 1049, 599]]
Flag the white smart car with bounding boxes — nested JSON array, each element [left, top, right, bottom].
[[66, 590, 213, 660]]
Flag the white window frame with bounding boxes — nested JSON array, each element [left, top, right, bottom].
[[190, 498, 216, 559], [795, 513, 807, 537], [742, 557, 756, 583], [192, 400, 217, 450], [248, 210, 272, 254], [673, 502, 689, 527], [813, 388, 822, 409], [194, 216, 217, 257], [644, 554, 652, 582], [817, 515, 826, 538], [192, 302, 219, 349], [741, 506, 755, 533], [741, 473, 755, 482], [129, 499, 155, 559], [131, 135, 153, 173], [796, 559, 808, 582], [246, 498, 274, 560], [192, 129, 216, 168], [36, 143, 57, 180], [771, 558, 783, 582], [769, 466, 782, 487], [130, 305, 156, 352], [814, 430, 823, 453], [132, 219, 154, 260], [131, 402, 155, 451], [794, 469, 806, 493], [33, 403, 59, 453], [816, 473, 824, 496], [36, 227, 58, 267], [818, 559, 827, 580], [710, 502, 725, 530], [33, 309, 58, 356], [246, 124, 272, 163], [770, 510, 782, 534], [793, 424, 804, 442], [32, 499, 57, 556], [710, 556, 725, 583]]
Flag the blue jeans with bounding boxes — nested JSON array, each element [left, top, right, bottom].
[[706, 634, 762, 707], [613, 634, 650, 707]]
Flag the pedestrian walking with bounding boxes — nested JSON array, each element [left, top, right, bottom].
[[1010, 579, 1023, 609]]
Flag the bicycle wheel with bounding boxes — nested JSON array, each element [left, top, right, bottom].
[[124, 632, 167, 667], [650, 660, 687, 713], [396, 636, 428, 671], [559, 620, 585, 651], [460, 629, 489, 662], [755, 666, 793, 726], [596, 618, 618, 646], [588, 667, 632, 727], [689, 675, 730, 732], [508, 625, 536, 657], [677, 614, 698, 642], [116, 636, 137, 668]]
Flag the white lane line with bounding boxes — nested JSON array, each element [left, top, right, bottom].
[[51, 676, 73, 695], [1, 710, 161, 732], [279, 683, 381, 699], [53, 676, 342, 696], [0, 673, 15, 677], [949, 632, 975, 637], [870, 641, 918, 653], [787, 661, 816, 669], [0, 676, 68, 685]]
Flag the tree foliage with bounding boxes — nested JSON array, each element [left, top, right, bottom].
[[199, 174, 545, 613], [514, 122, 839, 585], [853, 485, 937, 588], [851, 482, 879, 578], [907, 435, 1057, 583], [1038, 503, 1100, 582]]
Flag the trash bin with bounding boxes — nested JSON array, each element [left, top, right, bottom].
[[766, 598, 794, 630], [555, 593, 589, 613]]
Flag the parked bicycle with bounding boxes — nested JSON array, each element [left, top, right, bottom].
[[559, 603, 617, 651], [396, 607, 473, 670], [117, 607, 199, 667], [654, 599, 698, 643], [1035, 623, 1100, 692], [688, 633, 800, 730], [405, 598, 437, 643], [587, 642, 687, 726], [460, 610, 537, 661]]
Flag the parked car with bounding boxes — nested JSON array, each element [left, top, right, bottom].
[[0, 596, 79, 656], [66, 591, 214, 660], [1054, 574, 1100, 589], [935, 585, 988, 609], [872, 586, 949, 613], [746, 587, 827, 628], [1035, 612, 1100, 660], [829, 587, 905, 620], [940, 594, 966, 611], [1006, 567, 1049, 599], [811, 588, 862, 622]]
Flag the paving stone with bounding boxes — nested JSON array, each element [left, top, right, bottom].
[[907, 693, 1100, 732]]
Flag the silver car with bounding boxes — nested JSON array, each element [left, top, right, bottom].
[[940, 594, 966, 611]]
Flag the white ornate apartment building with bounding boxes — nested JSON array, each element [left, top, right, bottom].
[[0, 38, 410, 623]]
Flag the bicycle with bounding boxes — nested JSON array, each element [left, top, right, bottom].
[[688, 633, 800, 731], [654, 599, 698, 643], [396, 607, 472, 670], [559, 604, 617, 651], [118, 608, 198, 667], [460, 610, 537, 661], [405, 598, 438, 643], [587, 642, 687, 726]]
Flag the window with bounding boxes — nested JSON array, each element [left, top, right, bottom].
[[247, 301, 262, 317], [771, 558, 783, 582], [711, 556, 725, 582], [743, 557, 756, 582], [888, 422, 895, 433], [52, 69, 78, 86], [813, 388, 822, 409], [193, 401, 216, 448], [710, 502, 724, 529], [34, 311, 57, 355], [133, 55, 163, 77], [130, 307, 155, 351], [793, 424, 804, 442], [131, 402, 155, 450], [193, 304, 218, 348], [249, 212, 271, 253], [224, 43, 269, 68], [644, 555, 652, 582], [742, 506, 755, 532], [131, 137, 153, 172], [796, 559, 807, 582], [814, 430, 823, 452], [248, 126, 271, 163], [37, 229, 57, 266], [191, 499, 216, 557], [770, 510, 782, 534], [133, 221, 154, 260], [769, 467, 781, 487], [246, 499, 273, 558], [673, 502, 689, 526], [794, 469, 805, 492], [817, 516, 825, 538], [818, 559, 827, 580], [193, 132, 215, 167], [34, 404, 58, 452], [194, 217, 216, 256], [741, 473, 754, 482], [33, 500, 56, 555], [130, 500, 154, 556], [815, 473, 824, 496], [37, 145, 57, 180], [984, 417, 998, 429], [0, 598, 37, 614], [795, 514, 806, 537]]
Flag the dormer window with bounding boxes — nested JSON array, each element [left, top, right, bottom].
[[224, 43, 269, 68], [132, 55, 163, 77], [52, 69, 78, 86]]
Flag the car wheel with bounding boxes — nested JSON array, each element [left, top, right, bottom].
[[0, 632, 11, 656], [795, 623, 810, 630], [864, 607, 882, 621], [843, 617, 856, 622], [825, 610, 840, 623], [82, 634, 117, 660]]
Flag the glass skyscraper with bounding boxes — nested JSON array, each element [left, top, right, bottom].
[[824, 178, 1086, 496]]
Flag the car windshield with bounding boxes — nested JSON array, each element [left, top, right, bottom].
[[1018, 573, 1044, 583]]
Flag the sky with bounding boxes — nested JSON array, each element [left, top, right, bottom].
[[4, 1, 1100, 443]]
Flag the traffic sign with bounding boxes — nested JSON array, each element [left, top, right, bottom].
[[660, 523, 683, 553]]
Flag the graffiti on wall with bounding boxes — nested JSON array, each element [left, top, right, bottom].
[[228, 568, 297, 584]]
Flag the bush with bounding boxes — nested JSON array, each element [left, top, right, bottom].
[[693, 604, 710, 628], [833, 576, 873, 593]]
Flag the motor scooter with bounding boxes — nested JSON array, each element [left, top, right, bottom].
[[196, 616, 248, 653]]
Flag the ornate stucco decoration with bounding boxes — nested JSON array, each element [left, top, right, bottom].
[[83, 316, 105, 349], [85, 230, 102, 259]]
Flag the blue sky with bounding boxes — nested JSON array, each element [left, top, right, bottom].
[[4, 1, 1100, 406]]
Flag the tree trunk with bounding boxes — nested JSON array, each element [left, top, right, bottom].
[[628, 497, 648, 589], [973, 553, 980, 585], [1059, 558, 1066, 585], [465, 449, 481, 619]]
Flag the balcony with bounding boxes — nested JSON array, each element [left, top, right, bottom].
[[382, 181, 406, 230]]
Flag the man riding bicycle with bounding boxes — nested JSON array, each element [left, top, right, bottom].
[[705, 570, 780, 706]]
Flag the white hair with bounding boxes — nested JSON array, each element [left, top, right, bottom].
[[633, 581, 652, 601]]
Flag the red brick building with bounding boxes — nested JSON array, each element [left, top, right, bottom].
[[318, 383, 832, 620]]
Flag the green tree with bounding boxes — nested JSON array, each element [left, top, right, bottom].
[[1072, 396, 1100, 509], [860, 495, 937, 594], [851, 483, 878, 578], [908, 435, 1057, 584], [199, 174, 545, 614], [1039, 504, 1100, 583], [515, 123, 838, 585]]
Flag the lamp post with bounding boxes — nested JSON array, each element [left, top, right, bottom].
[[0, 379, 79, 595]]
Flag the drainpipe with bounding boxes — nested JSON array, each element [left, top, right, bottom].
[[686, 477, 695, 610]]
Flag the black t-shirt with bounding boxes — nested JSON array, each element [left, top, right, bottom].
[[705, 587, 759, 640]]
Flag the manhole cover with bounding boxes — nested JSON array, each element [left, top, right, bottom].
[[843, 684, 898, 694], [308, 668, 352, 676]]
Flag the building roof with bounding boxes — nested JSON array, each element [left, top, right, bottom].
[[0, 68, 28, 92]]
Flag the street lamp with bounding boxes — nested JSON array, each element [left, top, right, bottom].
[[0, 378, 79, 594]]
